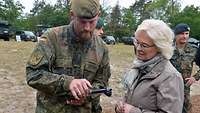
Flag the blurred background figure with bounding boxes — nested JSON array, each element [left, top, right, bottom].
[[170, 23, 200, 113], [94, 18, 104, 37], [91, 17, 105, 113]]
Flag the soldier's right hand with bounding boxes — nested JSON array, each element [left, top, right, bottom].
[[69, 79, 92, 100]]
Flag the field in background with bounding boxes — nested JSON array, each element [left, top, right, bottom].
[[0, 41, 199, 113]]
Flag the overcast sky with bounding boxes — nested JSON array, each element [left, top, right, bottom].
[[16, 0, 200, 14]]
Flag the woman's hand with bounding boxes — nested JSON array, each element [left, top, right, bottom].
[[115, 101, 135, 113], [123, 103, 135, 113], [115, 101, 125, 113]]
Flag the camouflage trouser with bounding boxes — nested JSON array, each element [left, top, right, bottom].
[[182, 93, 192, 113], [92, 97, 102, 113]]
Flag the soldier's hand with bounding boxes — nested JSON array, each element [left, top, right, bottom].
[[185, 76, 196, 86], [69, 79, 92, 100]]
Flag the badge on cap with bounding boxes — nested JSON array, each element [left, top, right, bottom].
[[187, 27, 190, 31]]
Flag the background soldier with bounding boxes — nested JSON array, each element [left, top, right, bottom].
[[94, 17, 104, 37], [195, 45, 200, 67], [170, 23, 200, 113], [91, 17, 105, 113], [26, 0, 111, 113]]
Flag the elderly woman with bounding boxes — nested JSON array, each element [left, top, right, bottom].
[[116, 19, 184, 113]]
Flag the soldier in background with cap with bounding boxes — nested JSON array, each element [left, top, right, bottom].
[[91, 17, 105, 113], [26, 0, 111, 113], [195, 46, 200, 67], [94, 17, 104, 37], [170, 23, 200, 113]]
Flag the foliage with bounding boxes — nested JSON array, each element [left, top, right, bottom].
[[0, 0, 24, 25], [130, 0, 147, 24], [1, 0, 200, 40], [130, 0, 181, 24], [147, 0, 181, 21], [108, 4, 122, 37], [18, 0, 71, 31], [121, 8, 137, 36], [170, 5, 200, 39]]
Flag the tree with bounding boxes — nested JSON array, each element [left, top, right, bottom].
[[130, 0, 150, 24], [131, 0, 181, 24], [121, 8, 137, 36], [171, 5, 200, 39], [53, 0, 71, 26], [0, 0, 24, 24], [30, 0, 46, 16], [28, 0, 71, 30], [108, 3, 122, 38], [147, 0, 181, 22]]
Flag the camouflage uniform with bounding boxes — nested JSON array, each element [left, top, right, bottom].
[[91, 17, 105, 113], [170, 43, 200, 113], [195, 46, 200, 67], [26, 22, 111, 113]]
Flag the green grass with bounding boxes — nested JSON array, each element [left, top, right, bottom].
[[108, 43, 135, 65]]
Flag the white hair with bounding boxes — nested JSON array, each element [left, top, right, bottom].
[[135, 19, 174, 59]]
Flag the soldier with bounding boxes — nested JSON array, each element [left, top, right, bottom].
[[91, 17, 105, 113], [26, 0, 111, 113], [195, 45, 200, 67], [94, 17, 104, 37], [170, 23, 200, 113]]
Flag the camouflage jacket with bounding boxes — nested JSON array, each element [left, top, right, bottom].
[[26, 23, 111, 113], [170, 43, 200, 93], [195, 45, 200, 66]]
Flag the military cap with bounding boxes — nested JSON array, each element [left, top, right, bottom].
[[96, 18, 104, 29], [174, 23, 190, 35], [71, 0, 100, 19]]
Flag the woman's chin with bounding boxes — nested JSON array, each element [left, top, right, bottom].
[[137, 56, 145, 61]]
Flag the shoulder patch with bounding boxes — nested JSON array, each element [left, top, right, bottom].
[[29, 50, 44, 66]]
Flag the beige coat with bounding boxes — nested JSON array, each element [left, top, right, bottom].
[[125, 59, 184, 113]]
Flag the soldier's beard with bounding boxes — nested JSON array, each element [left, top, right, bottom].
[[79, 31, 93, 41]]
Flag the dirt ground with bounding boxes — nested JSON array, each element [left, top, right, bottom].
[[0, 41, 200, 113]]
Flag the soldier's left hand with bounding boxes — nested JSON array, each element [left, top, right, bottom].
[[185, 76, 196, 86], [69, 79, 92, 100]]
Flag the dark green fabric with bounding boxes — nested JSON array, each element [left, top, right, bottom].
[[96, 18, 104, 29]]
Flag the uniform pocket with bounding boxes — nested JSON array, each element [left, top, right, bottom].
[[54, 58, 65, 67], [84, 61, 99, 73], [83, 61, 99, 81]]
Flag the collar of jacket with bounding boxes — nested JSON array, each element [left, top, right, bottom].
[[136, 55, 167, 79], [142, 59, 167, 79]]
